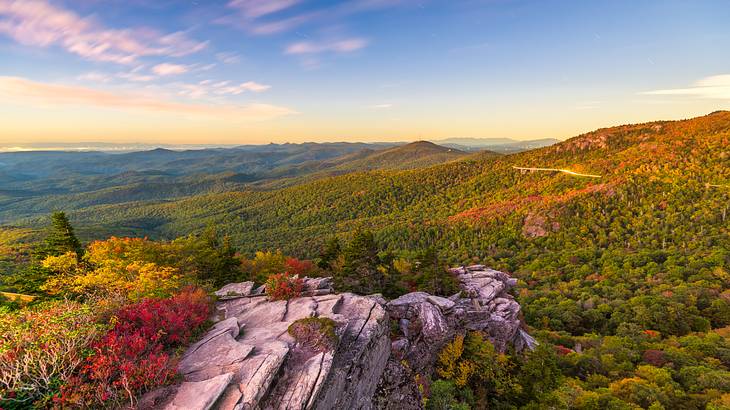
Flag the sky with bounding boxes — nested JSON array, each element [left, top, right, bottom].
[[1, 0, 729, 144]]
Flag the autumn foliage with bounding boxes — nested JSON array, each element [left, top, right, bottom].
[[0, 301, 103, 407], [265, 272, 304, 301], [57, 288, 211, 408]]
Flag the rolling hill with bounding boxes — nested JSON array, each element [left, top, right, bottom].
[[0, 141, 471, 222]]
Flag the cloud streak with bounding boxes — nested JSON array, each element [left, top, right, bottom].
[[178, 79, 271, 99], [152, 63, 190, 76], [642, 74, 730, 100], [219, 0, 412, 35], [0, 76, 294, 120], [0, 0, 207, 64], [228, 0, 301, 19], [285, 37, 368, 55]]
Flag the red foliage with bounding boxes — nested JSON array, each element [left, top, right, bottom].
[[57, 288, 211, 407], [643, 329, 661, 338], [284, 257, 315, 277], [266, 272, 304, 301], [554, 345, 575, 356]]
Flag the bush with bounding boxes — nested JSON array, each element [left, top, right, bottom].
[[266, 272, 304, 301], [284, 257, 316, 277], [426, 379, 472, 410], [434, 332, 518, 407], [0, 301, 103, 408], [287, 317, 338, 353], [57, 288, 211, 408]]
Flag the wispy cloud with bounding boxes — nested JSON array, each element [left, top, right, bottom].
[[152, 63, 190, 76], [227, 0, 301, 19], [370, 103, 393, 109], [117, 71, 156, 82], [77, 71, 112, 83], [178, 79, 271, 99], [218, 0, 412, 35], [0, 76, 294, 120], [285, 37, 368, 55], [216, 52, 241, 64], [0, 0, 207, 64], [641, 74, 730, 100], [217, 0, 313, 35]]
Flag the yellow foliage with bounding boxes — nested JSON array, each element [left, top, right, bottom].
[[40, 252, 80, 296], [436, 333, 465, 381], [708, 393, 730, 410], [455, 361, 476, 387], [41, 252, 79, 274], [39, 237, 191, 301], [392, 258, 413, 275], [67, 262, 183, 301], [133, 263, 182, 299]]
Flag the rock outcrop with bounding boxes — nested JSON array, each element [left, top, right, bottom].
[[373, 265, 536, 409], [141, 267, 533, 410]]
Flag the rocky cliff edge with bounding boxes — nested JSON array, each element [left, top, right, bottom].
[[140, 265, 535, 410]]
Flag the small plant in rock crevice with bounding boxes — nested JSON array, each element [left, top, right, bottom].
[[287, 317, 338, 353]]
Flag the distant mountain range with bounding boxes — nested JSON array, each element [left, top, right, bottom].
[[431, 137, 561, 152], [0, 137, 559, 154]]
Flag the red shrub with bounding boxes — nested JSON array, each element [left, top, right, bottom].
[[266, 272, 304, 301], [57, 288, 211, 408], [284, 257, 315, 276]]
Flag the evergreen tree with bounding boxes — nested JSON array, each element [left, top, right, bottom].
[[38, 211, 82, 260], [176, 227, 241, 288], [317, 237, 341, 269], [414, 247, 458, 296], [341, 230, 384, 294]]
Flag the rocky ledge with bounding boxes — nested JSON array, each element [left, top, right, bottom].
[[140, 266, 534, 410]]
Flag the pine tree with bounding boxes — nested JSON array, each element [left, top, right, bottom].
[[341, 230, 383, 294], [317, 237, 342, 269], [180, 227, 241, 287], [39, 211, 82, 260]]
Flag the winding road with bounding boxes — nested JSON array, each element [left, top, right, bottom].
[[513, 166, 602, 178]]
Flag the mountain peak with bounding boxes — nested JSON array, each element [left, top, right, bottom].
[[396, 140, 457, 153]]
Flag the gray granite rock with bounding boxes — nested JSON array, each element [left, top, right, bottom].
[[215, 282, 255, 299], [375, 265, 533, 408], [165, 373, 233, 410], [145, 266, 532, 410]]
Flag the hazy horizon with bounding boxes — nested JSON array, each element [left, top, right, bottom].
[[0, 136, 567, 153]]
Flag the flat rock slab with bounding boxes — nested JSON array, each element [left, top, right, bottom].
[[426, 295, 455, 311], [216, 282, 255, 298], [178, 333, 254, 381], [165, 372, 233, 410]]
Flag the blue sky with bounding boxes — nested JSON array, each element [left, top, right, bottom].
[[1, 0, 729, 144]]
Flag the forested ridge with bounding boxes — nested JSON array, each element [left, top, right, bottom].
[[1, 112, 729, 408]]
